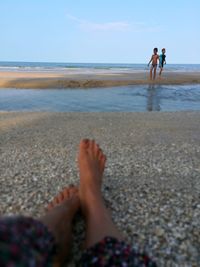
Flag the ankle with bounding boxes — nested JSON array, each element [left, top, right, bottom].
[[81, 192, 106, 214]]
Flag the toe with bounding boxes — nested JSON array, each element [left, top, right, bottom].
[[47, 186, 80, 212], [58, 192, 64, 202], [54, 196, 60, 205], [94, 143, 100, 157], [47, 202, 54, 211], [98, 148, 103, 160], [62, 187, 70, 198], [100, 155, 106, 172], [89, 139, 95, 151], [68, 186, 78, 198], [80, 139, 89, 150]]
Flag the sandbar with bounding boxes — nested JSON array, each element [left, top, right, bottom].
[[0, 70, 200, 89]]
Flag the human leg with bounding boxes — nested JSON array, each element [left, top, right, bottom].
[[153, 66, 157, 80], [150, 65, 153, 80], [159, 67, 163, 76], [40, 186, 80, 265], [78, 139, 157, 266], [0, 187, 80, 267], [78, 139, 123, 249]]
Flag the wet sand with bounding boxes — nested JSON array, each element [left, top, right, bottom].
[[0, 70, 200, 88], [0, 112, 200, 266]]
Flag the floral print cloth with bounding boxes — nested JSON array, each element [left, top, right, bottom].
[[0, 217, 157, 267], [81, 236, 157, 267]]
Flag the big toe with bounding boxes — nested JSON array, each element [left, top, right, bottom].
[[79, 139, 89, 150]]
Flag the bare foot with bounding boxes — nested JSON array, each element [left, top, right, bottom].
[[78, 139, 106, 212], [40, 186, 80, 265], [78, 139, 123, 248]]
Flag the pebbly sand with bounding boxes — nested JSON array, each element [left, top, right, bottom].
[[0, 111, 200, 266], [0, 70, 200, 89]]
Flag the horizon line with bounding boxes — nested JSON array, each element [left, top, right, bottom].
[[0, 60, 200, 65]]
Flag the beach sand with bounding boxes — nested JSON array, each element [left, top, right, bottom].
[[0, 70, 200, 88], [0, 112, 200, 266]]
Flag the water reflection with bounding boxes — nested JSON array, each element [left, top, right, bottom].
[[147, 85, 161, 111], [0, 84, 200, 112]]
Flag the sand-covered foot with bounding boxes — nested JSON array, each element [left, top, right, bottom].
[[40, 186, 80, 265], [78, 139, 106, 212]]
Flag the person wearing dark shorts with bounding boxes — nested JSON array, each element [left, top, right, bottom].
[[0, 139, 157, 267], [159, 48, 166, 76]]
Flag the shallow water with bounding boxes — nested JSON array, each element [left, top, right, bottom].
[[0, 84, 200, 112], [1, 61, 200, 73]]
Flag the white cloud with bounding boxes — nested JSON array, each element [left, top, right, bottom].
[[85, 21, 130, 31], [66, 14, 130, 32], [66, 13, 161, 33]]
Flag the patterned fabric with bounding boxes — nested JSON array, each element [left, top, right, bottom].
[[81, 237, 157, 267], [0, 217, 157, 266], [0, 216, 56, 267]]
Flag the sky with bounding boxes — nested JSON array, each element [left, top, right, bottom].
[[0, 0, 200, 64]]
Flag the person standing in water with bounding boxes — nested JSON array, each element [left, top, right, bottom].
[[159, 48, 166, 76], [148, 48, 159, 80]]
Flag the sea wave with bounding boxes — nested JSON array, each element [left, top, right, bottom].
[[0, 62, 200, 73]]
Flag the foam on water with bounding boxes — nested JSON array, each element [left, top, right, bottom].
[[0, 62, 200, 73]]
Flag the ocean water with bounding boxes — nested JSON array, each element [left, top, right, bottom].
[[1, 62, 200, 112], [1, 84, 200, 112], [0, 61, 200, 73]]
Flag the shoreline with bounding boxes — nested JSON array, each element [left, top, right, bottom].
[[0, 70, 200, 89]]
